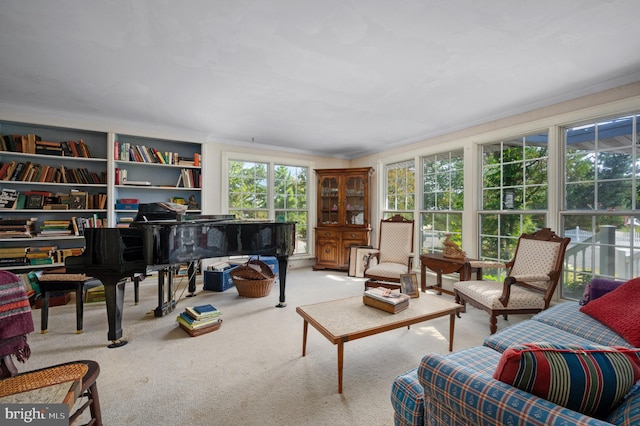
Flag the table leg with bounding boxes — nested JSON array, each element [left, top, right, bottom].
[[421, 262, 427, 292], [448, 313, 456, 352], [337, 340, 344, 394], [302, 320, 308, 356]]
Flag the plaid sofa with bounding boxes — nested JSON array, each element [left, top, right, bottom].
[[391, 302, 640, 425]]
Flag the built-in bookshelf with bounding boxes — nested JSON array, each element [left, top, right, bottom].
[[0, 120, 109, 270], [110, 133, 202, 227], [0, 121, 205, 271]]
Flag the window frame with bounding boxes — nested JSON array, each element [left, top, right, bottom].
[[222, 151, 314, 257]]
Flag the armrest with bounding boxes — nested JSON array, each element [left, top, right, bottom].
[[417, 353, 612, 426], [499, 274, 551, 306]]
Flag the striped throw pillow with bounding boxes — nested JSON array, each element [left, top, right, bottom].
[[493, 342, 640, 418]]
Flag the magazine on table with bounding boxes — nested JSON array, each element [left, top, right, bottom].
[[364, 287, 410, 305]]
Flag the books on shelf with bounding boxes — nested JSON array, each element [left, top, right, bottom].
[[0, 189, 106, 211], [115, 141, 196, 166], [176, 168, 201, 188], [0, 134, 93, 158], [0, 161, 106, 184], [0, 217, 37, 238]]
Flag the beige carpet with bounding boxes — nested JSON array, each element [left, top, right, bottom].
[[21, 267, 529, 425]]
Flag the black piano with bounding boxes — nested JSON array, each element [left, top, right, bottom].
[[65, 203, 296, 348]]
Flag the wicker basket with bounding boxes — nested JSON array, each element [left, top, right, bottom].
[[230, 259, 277, 298]]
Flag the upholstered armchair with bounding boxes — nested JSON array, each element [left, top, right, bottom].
[[363, 215, 414, 283], [453, 228, 570, 334]]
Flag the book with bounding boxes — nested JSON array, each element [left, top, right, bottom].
[[363, 293, 409, 313], [364, 287, 410, 305], [194, 304, 218, 315], [177, 312, 221, 329], [185, 305, 221, 321]]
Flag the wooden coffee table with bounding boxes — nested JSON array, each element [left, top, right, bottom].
[[296, 295, 461, 393]]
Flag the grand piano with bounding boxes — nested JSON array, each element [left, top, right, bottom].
[[66, 203, 296, 348]]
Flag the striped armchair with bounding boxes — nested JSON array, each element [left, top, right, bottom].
[[364, 215, 414, 283], [453, 228, 570, 334]]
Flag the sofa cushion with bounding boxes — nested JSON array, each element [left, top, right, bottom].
[[484, 319, 601, 353], [606, 381, 640, 425], [494, 342, 640, 419], [533, 302, 631, 347], [580, 277, 640, 347]]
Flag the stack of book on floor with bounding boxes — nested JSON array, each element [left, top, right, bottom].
[[177, 304, 222, 336], [363, 287, 410, 313]]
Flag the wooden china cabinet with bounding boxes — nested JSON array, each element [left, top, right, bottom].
[[313, 167, 373, 270]]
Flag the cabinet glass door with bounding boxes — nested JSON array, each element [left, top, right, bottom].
[[319, 176, 339, 225], [345, 176, 366, 225]]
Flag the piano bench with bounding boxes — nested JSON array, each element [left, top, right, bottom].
[[36, 274, 102, 334]]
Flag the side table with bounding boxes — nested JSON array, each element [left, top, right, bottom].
[[420, 253, 482, 295]]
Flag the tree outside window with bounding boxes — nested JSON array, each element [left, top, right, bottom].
[[228, 159, 309, 255], [480, 133, 549, 280], [422, 150, 464, 254], [562, 114, 640, 299]]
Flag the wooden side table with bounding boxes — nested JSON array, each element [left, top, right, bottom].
[[420, 253, 482, 295]]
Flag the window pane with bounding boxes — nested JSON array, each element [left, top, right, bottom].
[[482, 133, 548, 211], [386, 160, 415, 212], [562, 114, 640, 299]]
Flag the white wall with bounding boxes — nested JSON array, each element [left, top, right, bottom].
[[350, 81, 640, 252]]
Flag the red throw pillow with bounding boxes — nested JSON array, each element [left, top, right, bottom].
[[580, 277, 640, 346]]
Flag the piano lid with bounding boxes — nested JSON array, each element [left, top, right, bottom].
[[134, 202, 237, 223]]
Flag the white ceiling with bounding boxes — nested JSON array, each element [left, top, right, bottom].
[[1, 1, 640, 159]]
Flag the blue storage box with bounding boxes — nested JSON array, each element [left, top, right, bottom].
[[203, 265, 238, 292]]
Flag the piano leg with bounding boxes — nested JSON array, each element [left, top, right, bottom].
[[154, 267, 178, 317], [102, 276, 128, 348], [276, 257, 288, 308], [186, 260, 197, 297]]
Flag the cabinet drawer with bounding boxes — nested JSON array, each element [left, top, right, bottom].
[[316, 229, 338, 238], [342, 230, 367, 241]]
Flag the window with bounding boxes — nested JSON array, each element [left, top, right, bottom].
[[421, 150, 464, 254], [274, 164, 308, 254], [228, 160, 269, 220], [479, 133, 549, 279], [562, 114, 640, 298], [384, 159, 415, 220], [227, 158, 310, 255]]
